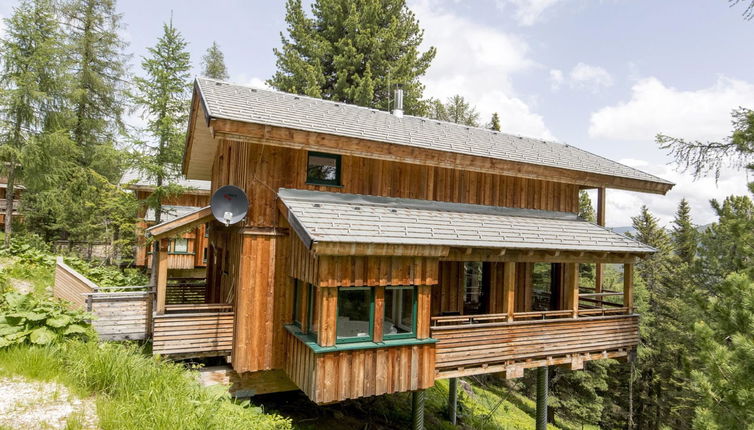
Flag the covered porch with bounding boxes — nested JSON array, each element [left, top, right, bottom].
[[146, 207, 234, 358]]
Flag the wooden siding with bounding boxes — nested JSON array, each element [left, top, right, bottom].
[[288, 231, 318, 286], [284, 331, 436, 404], [153, 311, 234, 356], [317, 255, 439, 287], [431, 315, 639, 379], [210, 139, 581, 231], [87, 292, 151, 341], [53, 258, 96, 309]]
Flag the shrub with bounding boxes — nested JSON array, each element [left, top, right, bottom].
[[0, 292, 93, 348]]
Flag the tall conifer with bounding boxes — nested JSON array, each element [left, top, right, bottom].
[[201, 41, 229, 80]]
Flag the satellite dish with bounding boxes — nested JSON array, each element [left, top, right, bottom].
[[210, 185, 249, 227]]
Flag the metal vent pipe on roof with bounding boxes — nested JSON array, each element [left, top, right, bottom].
[[393, 85, 404, 118]]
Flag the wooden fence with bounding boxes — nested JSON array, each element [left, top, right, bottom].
[[54, 257, 152, 341], [152, 309, 234, 357]]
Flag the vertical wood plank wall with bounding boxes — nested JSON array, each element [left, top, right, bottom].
[[284, 331, 436, 404], [211, 139, 581, 231]]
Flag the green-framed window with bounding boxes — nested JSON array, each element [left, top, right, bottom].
[[169, 238, 190, 254], [306, 151, 341, 186], [383, 286, 417, 340], [292, 279, 304, 327], [336, 287, 373, 344], [307, 283, 318, 337]]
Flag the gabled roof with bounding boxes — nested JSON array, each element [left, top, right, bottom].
[[189, 78, 673, 194], [146, 206, 213, 240], [120, 168, 211, 194], [277, 188, 655, 255], [144, 205, 204, 223]]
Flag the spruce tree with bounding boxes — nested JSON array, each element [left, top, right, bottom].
[[269, 0, 436, 115], [0, 0, 68, 246], [201, 41, 229, 80], [428, 95, 479, 126], [63, 0, 128, 181], [489, 112, 501, 131], [132, 20, 191, 281], [672, 198, 698, 265]]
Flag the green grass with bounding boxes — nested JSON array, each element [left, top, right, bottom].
[[0, 342, 292, 430]]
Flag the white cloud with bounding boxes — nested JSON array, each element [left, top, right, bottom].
[[549, 63, 613, 93], [411, 0, 553, 139], [589, 76, 754, 142], [495, 0, 565, 26], [230, 74, 271, 90], [593, 161, 750, 228]]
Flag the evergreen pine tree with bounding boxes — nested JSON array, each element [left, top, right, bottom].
[[428, 95, 479, 126], [489, 112, 501, 131], [201, 41, 229, 80], [63, 0, 128, 181], [269, 0, 436, 115], [132, 19, 191, 282], [0, 0, 69, 246], [672, 198, 698, 265]]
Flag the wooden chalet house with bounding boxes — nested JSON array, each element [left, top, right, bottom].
[[0, 179, 23, 225], [121, 169, 211, 275], [147, 78, 673, 418]]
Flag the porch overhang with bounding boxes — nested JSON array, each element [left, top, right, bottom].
[[278, 188, 654, 263], [146, 206, 213, 240]]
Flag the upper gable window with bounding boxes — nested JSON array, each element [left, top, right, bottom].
[[306, 152, 341, 186]]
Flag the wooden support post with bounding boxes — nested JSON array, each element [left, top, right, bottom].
[[412, 390, 425, 430], [564, 263, 579, 318], [596, 187, 606, 294], [448, 377, 458, 425], [156, 238, 169, 315], [318, 287, 338, 347], [536, 366, 549, 430], [373, 285, 385, 343], [624, 263, 634, 313], [503, 262, 516, 322]]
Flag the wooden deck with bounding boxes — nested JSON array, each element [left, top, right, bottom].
[[430, 312, 639, 379]]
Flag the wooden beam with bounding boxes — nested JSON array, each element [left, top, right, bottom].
[[595, 187, 606, 294], [503, 262, 516, 322], [444, 248, 645, 264], [624, 263, 634, 313], [564, 263, 579, 318], [312, 242, 449, 257], [373, 286, 385, 343], [318, 287, 338, 347], [147, 206, 214, 240], [155, 238, 169, 315]]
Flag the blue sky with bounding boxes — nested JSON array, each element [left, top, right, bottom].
[[1, 0, 752, 226]]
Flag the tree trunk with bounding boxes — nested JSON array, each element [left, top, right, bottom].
[[4, 160, 16, 247]]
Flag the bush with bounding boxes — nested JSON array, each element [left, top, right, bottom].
[[63, 257, 147, 287], [0, 292, 93, 348]]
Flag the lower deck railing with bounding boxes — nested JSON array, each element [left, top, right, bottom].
[[152, 309, 234, 357], [430, 313, 639, 379]]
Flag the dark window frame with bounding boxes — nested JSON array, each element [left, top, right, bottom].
[[335, 287, 374, 344], [306, 151, 342, 187]]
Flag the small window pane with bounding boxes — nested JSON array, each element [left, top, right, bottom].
[[337, 288, 371, 341], [307, 153, 340, 185], [174, 238, 188, 253], [384, 286, 414, 337], [309, 285, 319, 336], [292, 280, 303, 326]]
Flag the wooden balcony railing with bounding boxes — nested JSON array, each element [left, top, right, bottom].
[[430, 312, 639, 379], [152, 310, 234, 358]]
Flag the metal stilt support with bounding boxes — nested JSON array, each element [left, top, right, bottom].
[[536, 366, 549, 430], [412, 390, 425, 430], [448, 377, 458, 425]]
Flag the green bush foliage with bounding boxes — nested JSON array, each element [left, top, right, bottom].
[[0, 292, 92, 348]]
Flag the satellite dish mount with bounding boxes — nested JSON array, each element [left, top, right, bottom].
[[210, 185, 249, 227]]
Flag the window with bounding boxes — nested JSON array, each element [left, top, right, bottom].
[[173, 238, 189, 253], [308, 283, 318, 336], [306, 152, 341, 186], [336, 287, 372, 343], [202, 247, 208, 264], [292, 280, 304, 326], [383, 286, 416, 339]]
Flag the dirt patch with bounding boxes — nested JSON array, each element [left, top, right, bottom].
[[0, 377, 98, 429], [9, 278, 33, 294]]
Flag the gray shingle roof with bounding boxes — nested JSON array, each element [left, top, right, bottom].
[[145, 205, 204, 223], [197, 78, 671, 187], [120, 168, 211, 192], [278, 189, 655, 254]]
